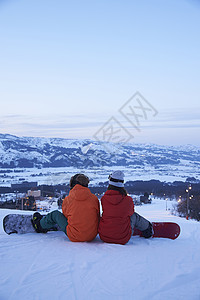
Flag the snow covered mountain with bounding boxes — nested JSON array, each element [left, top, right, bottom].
[[0, 133, 199, 169]]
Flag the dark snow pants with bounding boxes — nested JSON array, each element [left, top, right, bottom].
[[40, 210, 68, 235], [130, 212, 150, 234]]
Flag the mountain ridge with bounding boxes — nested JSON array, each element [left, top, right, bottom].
[[0, 133, 199, 169]]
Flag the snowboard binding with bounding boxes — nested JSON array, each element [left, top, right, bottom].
[[31, 212, 48, 233]]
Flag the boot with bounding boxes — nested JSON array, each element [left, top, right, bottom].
[[142, 222, 153, 238], [32, 212, 48, 233]]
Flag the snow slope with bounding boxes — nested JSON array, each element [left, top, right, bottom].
[[0, 199, 200, 300]]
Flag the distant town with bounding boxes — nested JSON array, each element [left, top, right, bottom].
[[0, 178, 199, 214]]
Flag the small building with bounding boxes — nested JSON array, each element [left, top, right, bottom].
[[140, 194, 152, 204], [27, 189, 41, 199]]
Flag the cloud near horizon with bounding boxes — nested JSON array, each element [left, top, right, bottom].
[[0, 106, 199, 147]]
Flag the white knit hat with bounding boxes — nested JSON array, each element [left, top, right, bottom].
[[109, 170, 125, 187]]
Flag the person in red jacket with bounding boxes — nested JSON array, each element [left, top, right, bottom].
[[32, 174, 100, 242], [98, 170, 153, 245]]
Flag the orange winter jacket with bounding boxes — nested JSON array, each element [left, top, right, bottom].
[[62, 184, 100, 242]]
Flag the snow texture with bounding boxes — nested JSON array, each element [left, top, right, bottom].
[[0, 199, 200, 300]]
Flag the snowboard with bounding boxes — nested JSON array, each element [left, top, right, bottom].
[[133, 222, 180, 240], [3, 215, 181, 240], [3, 214, 60, 235]]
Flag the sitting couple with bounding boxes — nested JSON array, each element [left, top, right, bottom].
[[32, 171, 153, 245]]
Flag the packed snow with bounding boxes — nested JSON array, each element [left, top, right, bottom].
[[0, 199, 200, 300], [1, 163, 200, 187]]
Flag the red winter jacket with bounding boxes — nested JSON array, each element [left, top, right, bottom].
[[98, 190, 134, 245]]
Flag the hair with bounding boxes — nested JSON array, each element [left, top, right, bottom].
[[69, 174, 89, 189], [107, 184, 127, 196]]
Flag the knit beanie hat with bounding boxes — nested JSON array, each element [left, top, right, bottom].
[[108, 170, 125, 187], [70, 174, 89, 189]]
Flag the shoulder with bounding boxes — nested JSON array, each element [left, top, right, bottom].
[[125, 195, 134, 203], [90, 192, 99, 202], [126, 194, 133, 200]]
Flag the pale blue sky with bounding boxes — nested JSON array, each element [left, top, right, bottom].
[[0, 0, 200, 145]]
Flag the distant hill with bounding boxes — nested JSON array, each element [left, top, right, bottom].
[[0, 133, 199, 169]]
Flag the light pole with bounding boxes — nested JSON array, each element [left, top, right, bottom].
[[186, 185, 192, 220], [21, 197, 24, 210], [15, 190, 19, 209]]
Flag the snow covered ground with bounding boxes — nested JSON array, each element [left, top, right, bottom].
[[1, 159, 200, 187], [0, 199, 200, 300]]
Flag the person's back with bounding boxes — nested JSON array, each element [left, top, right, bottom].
[[98, 170, 153, 245], [32, 173, 100, 242], [98, 189, 134, 245], [62, 183, 100, 242]]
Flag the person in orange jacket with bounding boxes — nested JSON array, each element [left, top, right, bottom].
[[98, 170, 153, 245], [32, 174, 100, 242]]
